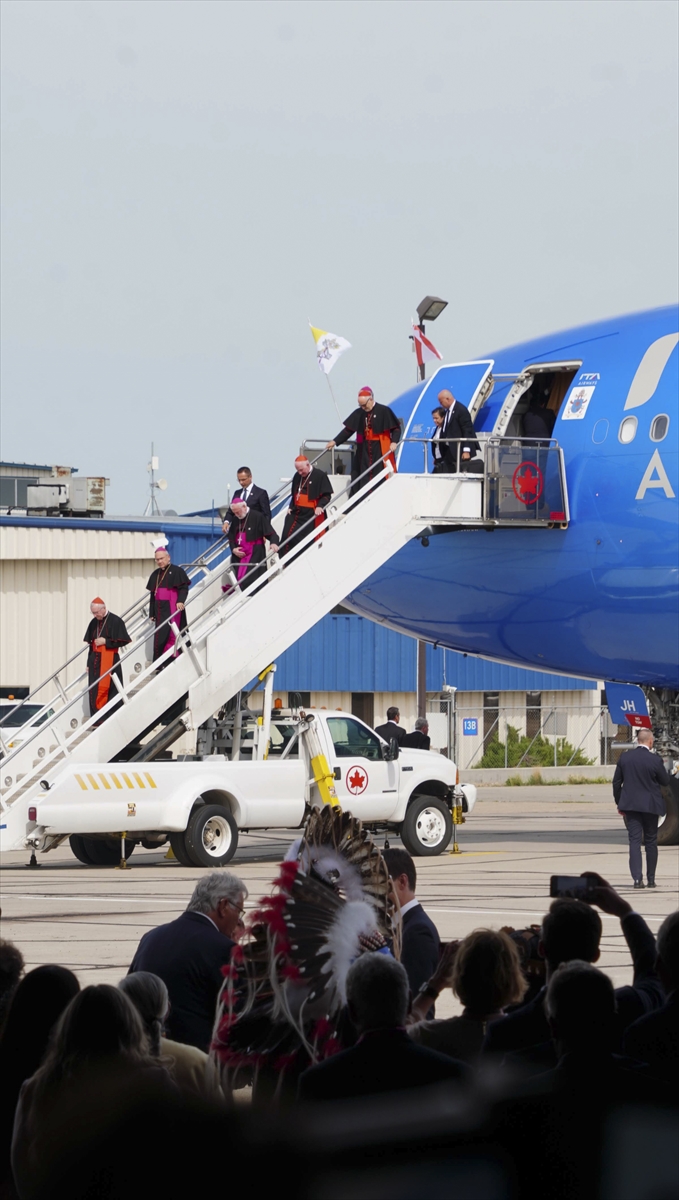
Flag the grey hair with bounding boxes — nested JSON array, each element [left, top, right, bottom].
[[186, 871, 248, 915], [345, 953, 409, 1032], [118, 973, 169, 1057], [414, 717, 428, 731]]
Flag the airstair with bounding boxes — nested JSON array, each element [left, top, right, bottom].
[[0, 437, 569, 849]]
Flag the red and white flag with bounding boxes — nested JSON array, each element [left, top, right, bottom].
[[411, 322, 443, 369]]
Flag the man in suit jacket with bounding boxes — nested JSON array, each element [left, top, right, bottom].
[[383, 848, 440, 1000], [401, 718, 431, 750], [437, 389, 482, 474], [222, 467, 271, 532], [613, 728, 670, 887], [483, 874, 663, 1063], [128, 871, 247, 1051], [298, 953, 466, 1101], [375, 706, 407, 746]]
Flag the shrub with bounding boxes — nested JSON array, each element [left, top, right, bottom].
[[475, 725, 594, 769]]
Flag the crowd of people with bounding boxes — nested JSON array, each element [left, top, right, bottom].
[[1, 848, 676, 1199]]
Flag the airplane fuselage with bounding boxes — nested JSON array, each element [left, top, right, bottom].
[[346, 307, 678, 687]]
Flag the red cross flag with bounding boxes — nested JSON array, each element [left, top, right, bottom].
[[412, 322, 443, 369]]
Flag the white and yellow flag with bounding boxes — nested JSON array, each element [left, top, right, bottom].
[[309, 323, 351, 375]]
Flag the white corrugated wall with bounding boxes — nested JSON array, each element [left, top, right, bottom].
[[1, 527, 158, 695]]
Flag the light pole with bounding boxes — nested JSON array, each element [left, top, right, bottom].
[[414, 296, 448, 717]]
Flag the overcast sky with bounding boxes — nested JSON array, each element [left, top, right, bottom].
[[2, 0, 677, 514]]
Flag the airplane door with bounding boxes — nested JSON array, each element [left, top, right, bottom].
[[325, 716, 399, 819], [396, 360, 494, 473]]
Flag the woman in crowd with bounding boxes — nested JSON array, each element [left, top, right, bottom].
[[118, 973, 223, 1104], [0, 965, 80, 1194], [408, 929, 527, 1063], [11, 984, 173, 1198]]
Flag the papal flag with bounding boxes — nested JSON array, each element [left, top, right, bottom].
[[309, 323, 351, 375]]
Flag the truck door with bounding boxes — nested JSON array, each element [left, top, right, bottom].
[[324, 716, 399, 819]]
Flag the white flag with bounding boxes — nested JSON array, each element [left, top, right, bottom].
[[309, 323, 351, 375]]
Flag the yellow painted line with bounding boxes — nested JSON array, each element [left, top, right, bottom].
[[132, 773, 145, 788], [86, 774, 99, 789], [446, 850, 505, 856], [75, 774, 87, 791], [144, 773, 157, 789], [110, 775, 123, 789], [98, 774, 111, 789], [121, 773, 135, 789]]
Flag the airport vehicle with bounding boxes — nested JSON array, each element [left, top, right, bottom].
[[1, 305, 677, 856], [25, 704, 476, 866]]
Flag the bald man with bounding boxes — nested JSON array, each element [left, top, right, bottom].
[[83, 598, 131, 718], [436, 389, 482, 474], [613, 728, 671, 888]]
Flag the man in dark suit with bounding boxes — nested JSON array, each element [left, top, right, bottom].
[[483, 873, 663, 1064], [613, 728, 670, 888], [128, 871, 247, 1051], [401, 718, 431, 750], [222, 467, 271, 532], [375, 706, 407, 746], [383, 848, 440, 1000], [437, 389, 482, 474], [298, 953, 466, 1101], [624, 909, 679, 1081]]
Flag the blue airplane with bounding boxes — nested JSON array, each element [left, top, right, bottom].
[[345, 305, 678, 690]]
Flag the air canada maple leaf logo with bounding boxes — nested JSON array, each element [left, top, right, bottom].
[[346, 766, 368, 795], [512, 462, 544, 505]]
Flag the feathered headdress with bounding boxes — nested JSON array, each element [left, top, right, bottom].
[[211, 806, 395, 1092]]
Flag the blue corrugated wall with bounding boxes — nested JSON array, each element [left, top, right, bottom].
[[270, 614, 596, 692]]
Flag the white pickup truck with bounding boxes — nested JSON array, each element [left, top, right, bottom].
[[23, 710, 476, 867]]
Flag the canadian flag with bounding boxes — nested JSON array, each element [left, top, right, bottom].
[[411, 322, 443, 368]]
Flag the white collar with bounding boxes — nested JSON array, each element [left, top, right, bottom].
[[399, 898, 420, 918], [192, 911, 218, 931]]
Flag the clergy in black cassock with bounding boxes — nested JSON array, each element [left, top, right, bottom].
[[146, 547, 191, 662], [280, 457, 332, 558], [327, 386, 401, 485], [84, 598, 132, 718], [226, 500, 279, 590]]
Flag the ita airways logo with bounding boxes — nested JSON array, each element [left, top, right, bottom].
[[512, 462, 544, 505], [346, 765, 369, 795]]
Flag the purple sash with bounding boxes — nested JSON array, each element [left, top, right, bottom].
[[155, 585, 181, 655]]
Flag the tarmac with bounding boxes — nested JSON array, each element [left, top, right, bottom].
[[2, 785, 677, 1019]]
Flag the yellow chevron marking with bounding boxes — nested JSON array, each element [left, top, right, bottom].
[[132, 773, 145, 788], [121, 773, 134, 789], [143, 773, 157, 788], [86, 774, 99, 789], [110, 775, 123, 789], [98, 774, 111, 789], [75, 774, 87, 791]]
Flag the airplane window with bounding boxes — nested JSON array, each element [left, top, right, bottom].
[[592, 419, 609, 444], [618, 416, 638, 444], [650, 414, 669, 442]]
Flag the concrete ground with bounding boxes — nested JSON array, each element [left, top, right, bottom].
[[2, 785, 677, 1019]]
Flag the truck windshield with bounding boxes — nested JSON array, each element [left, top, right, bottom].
[[326, 717, 382, 761], [0, 704, 53, 729]]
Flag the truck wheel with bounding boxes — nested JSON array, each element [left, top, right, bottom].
[[184, 804, 238, 867], [84, 838, 136, 866], [401, 796, 452, 856], [69, 835, 96, 865], [168, 830, 197, 867], [658, 777, 679, 846]]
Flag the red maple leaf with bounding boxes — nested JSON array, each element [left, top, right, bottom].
[[517, 467, 540, 498], [348, 769, 365, 791]]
